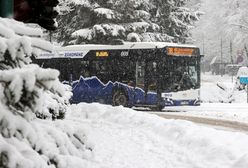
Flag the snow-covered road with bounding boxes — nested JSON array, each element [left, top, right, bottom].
[[161, 103, 248, 123], [149, 103, 248, 132], [154, 112, 248, 132]]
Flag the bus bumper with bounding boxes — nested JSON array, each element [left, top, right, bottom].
[[163, 98, 200, 106]]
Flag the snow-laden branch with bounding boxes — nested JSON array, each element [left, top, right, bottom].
[[230, 23, 248, 30]]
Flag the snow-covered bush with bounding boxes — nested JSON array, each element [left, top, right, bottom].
[[0, 102, 93, 168], [0, 18, 95, 168], [0, 65, 70, 120], [0, 18, 71, 119]]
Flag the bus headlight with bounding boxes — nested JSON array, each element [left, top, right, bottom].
[[164, 98, 174, 106], [193, 99, 200, 105]]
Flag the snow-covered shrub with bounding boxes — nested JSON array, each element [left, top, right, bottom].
[[0, 18, 71, 120], [0, 65, 70, 120], [0, 18, 94, 168], [0, 102, 93, 168]]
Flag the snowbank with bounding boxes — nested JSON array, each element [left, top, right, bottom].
[[201, 72, 247, 103], [65, 103, 248, 168], [0, 103, 93, 168]]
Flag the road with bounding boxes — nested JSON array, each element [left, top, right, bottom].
[[152, 112, 248, 132], [142, 103, 248, 132]]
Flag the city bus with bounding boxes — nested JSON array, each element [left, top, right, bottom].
[[34, 42, 202, 110]]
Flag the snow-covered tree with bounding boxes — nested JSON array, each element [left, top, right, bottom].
[[55, 0, 200, 45], [0, 18, 95, 168], [152, 0, 201, 43], [192, 0, 248, 66], [0, 17, 71, 120]]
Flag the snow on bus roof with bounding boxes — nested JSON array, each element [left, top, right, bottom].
[[61, 42, 197, 51]]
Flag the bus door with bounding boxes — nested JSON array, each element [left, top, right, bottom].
[[135, 60, 158, 105]]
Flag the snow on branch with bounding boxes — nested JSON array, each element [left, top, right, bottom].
[[94, 8, 116, 20], [0, 18, 53, 55], [0, 103, 93, 167], [0, 64, 70, 120], [0, 17, 72, 120]]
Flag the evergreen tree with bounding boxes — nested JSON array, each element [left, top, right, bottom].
[[56, 0, 200, 45], [0, 18, 71, 120], [0, 18, 97, 168], [153, 0, 201, 43]]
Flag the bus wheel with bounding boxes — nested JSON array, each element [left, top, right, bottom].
[[112, 91, 128, 107]]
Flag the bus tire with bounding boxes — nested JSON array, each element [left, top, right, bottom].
[[112, 90, 128, 107]]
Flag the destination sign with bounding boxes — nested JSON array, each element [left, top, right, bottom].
[[167, 47, 196, 56], [37, 51, 89, 59], [96, 51, 109, 57]]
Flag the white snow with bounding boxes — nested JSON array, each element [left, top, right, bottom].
[[2, 16, 248, 168], [127, 32, 141, 42], [64, 103, 248, 168], [200, 72, 246, 103], [60, 42, 197, 50], [3, 69, 248, 167], [161, 72, 248, 124], [94, 8, 115, 19]]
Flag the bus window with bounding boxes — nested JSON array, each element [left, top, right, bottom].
[[91, 60, 111, 83], [82, 61, 90, 77], [136, 61, 145, 89], [162, 58, 199, 92], [146, 61, 157, 92], [189, 65, 197, 86], [113, 59, 135, 84]]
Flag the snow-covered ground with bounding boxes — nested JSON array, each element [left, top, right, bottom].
[[162, 73, 248, 124], [201, 72, 246, 103], [4, 98, 248, 167], [66, 103, 248, 168]]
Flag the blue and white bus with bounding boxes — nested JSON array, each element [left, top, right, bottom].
[[35, 42, 202, 110]]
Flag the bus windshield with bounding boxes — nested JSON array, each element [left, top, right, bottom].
[[162, 58, 200, 92]]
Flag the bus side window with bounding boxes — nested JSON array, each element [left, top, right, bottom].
[[147, 61, 157, 91], [80, 61, 90, 77], [136, 61, 145, 89]]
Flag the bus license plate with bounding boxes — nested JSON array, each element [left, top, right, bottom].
[[180, 101, 189, 105]]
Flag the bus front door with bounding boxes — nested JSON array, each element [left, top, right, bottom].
[[135, 61, 158, 106]]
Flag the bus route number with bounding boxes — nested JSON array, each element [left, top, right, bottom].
[[121, 51, 129, 57]]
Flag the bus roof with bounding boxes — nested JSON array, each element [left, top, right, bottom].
[[59, 42, 198, 51], [37, 42, 199, 59]]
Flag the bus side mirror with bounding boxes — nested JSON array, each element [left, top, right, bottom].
[[12, 0, 59, 30]]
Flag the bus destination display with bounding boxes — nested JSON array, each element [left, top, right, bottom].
[[167, 47, 196, 56]]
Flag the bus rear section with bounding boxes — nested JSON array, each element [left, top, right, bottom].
[[35, 42, 201, 110]]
